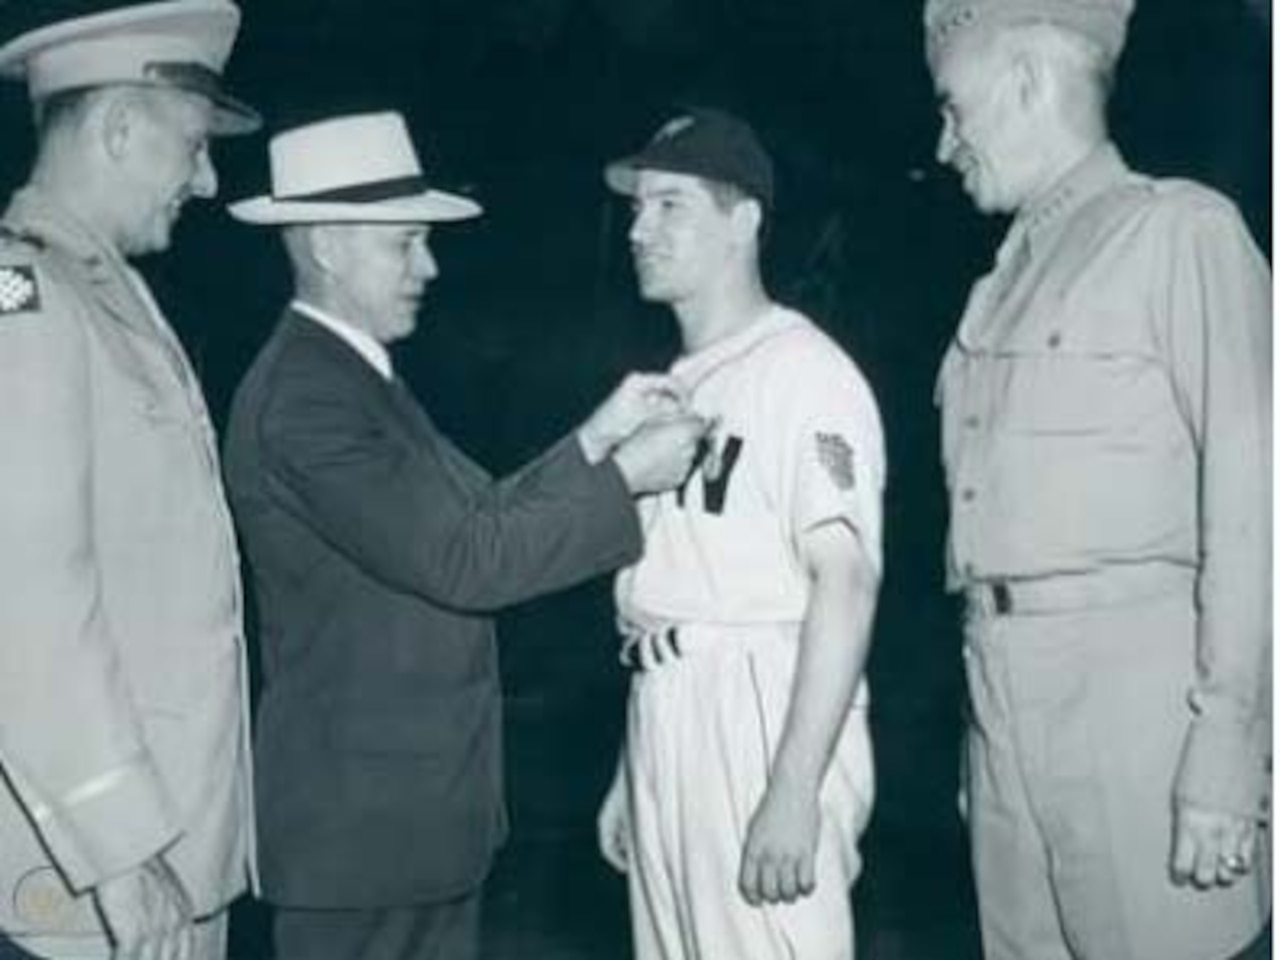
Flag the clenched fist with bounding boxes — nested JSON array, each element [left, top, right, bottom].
[[613, 413, 711, 495], [578, 372, 690, 464]]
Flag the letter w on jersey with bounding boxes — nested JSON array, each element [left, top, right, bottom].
[[676, 433, 744, 515]]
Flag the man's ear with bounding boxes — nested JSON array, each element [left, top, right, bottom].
[[309, 224, 344, 276], [1010, 48, 1051, 114], [97, 89, 135, 162], [731, 196, 763, 245]]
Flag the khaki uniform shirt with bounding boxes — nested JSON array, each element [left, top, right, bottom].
[[0, 187, 253, 947], [936, 146, 1272, 817]]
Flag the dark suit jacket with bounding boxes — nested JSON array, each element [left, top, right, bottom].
[[223, 309, 641, 908]]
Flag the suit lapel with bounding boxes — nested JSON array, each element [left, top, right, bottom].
[[385, 376, 438, 446], [387, 376, 491, 488], [282, 310, 490, 490]]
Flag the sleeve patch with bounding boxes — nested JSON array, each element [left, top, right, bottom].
[[0, 265, 40, 315], [816, 431, 856, 490]]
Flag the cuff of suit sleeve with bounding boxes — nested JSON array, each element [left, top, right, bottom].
[[531, 434, 644, 562], [1174, 717, 1270, 820], [33, 753, 180, 893], [594, 453, 643, 554], [573, 440, 645, 568], [553, 434, 643, 563]]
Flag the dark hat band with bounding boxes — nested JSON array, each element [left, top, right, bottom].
[[274, 174, 431, 204], [143, 59, 220, 97]]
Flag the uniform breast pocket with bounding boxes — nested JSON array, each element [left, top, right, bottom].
[[1002, 348, 1168, 437]]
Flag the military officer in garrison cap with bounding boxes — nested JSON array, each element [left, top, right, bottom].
[[925, 1, 1271, 958], [0, 3, 260, 959]]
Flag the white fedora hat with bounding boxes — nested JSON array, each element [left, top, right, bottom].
[[0, 0, 260, 135], [228, 112, 483, 225]]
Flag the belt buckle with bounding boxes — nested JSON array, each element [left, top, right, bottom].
[[991, 581, 1013, 615]]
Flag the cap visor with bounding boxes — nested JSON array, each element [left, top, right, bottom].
[[603, 160, 640, 196], [209, 89, 261, 136]]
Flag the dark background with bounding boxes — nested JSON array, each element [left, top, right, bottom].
[[1, 1, 1268, 957]]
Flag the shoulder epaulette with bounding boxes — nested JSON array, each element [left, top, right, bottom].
[[0, 224, 47, 252]]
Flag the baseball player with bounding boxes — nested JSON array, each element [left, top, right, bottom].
[[596, 108, 885, 960]]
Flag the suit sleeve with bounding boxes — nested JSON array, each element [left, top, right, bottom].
[[0, 259, 178, 893], [1159, 190, 1273, 818], [259, 363, 643, 611]]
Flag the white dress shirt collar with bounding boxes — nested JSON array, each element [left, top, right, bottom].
[[291, 299, 394, 381]]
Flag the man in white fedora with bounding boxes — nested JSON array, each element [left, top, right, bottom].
[[0, 2, 260, 960], [222, 110, 710, 960]]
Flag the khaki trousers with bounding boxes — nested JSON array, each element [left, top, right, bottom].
[[964, 590, 1269, 960]]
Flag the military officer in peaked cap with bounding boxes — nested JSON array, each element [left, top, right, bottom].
[[925, 0, 1271, 958], [0, 2, 260, 959]]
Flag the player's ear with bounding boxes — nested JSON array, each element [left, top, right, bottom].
[[730, 197, 763, 245]]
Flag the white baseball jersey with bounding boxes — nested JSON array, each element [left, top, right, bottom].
[[614, 304, 883, 960], [617, 305, 885, 626]]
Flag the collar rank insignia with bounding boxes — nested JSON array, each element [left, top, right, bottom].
[[0, 265, 40, 315], [816, 432, 856, 490]]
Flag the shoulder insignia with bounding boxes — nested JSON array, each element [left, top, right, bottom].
[[0, 265, 41, 315], [816, 431, 856, 490]]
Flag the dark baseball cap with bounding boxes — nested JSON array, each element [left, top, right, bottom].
[[605, 107, 774, 211]]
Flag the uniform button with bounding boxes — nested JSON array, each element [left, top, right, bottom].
[[964, 415, 980, 429], [961, 488, 977, 503], [1047, 331, 1062, 349], [963, 562, 976, 577]]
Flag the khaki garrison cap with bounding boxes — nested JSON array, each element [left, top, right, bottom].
[[925, 0, 1136, 72], [0, 0, 260, 135]]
